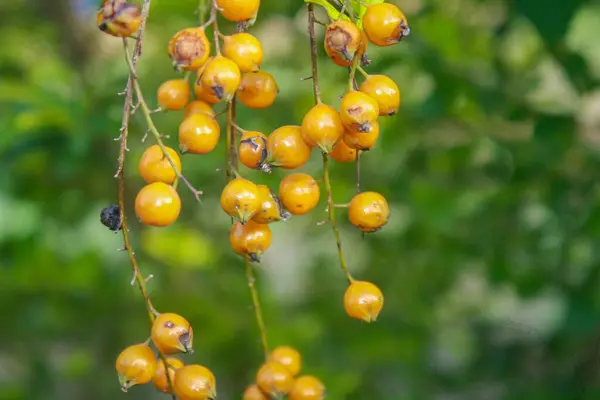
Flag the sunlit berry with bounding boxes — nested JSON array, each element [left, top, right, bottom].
[[178, 113, 220, 155], [348, 191, 390, 232], [153, 357, 184, 394], [344, 281, 384, 322], [256, 361, 294, 396], [329, 140, 358, 163], [342, 121, 380, 151], [278, 173, 320, 216], [269, 346, 302, 377], [223, 33, 264, 73], [115, 343, 156, 392], [359, 74, 401, 116], [135, 182, 181, 227], [243, 384, 269, 400], [363, 3, 410, 47], [151, 313, 194, 355], [97, 0, 142, 38], [301, 103, 344, 153], [173, 364, 217, 400], [229, 220, 272, 262], [239, 131, 268, 169], [340, 90, 379, 133], [289, 375, 326, 400], [157, 79, 190, 111], [138, 145, 181, 185], [266, 126, 312, 170], [324, 20, 364, 67], [237, 71, 278, 109], [220, 177, 261, 223], [168, 27, 211, 71], [216, 0, 260, 22], [252, 184, 289, 224], [183, 100, 214, 119], [196, 55, 241, 104]]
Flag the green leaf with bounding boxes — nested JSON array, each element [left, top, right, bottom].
[[304, 0, 344, 21]]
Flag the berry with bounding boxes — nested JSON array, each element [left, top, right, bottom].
[[266, 126, 312, 170], [269, 346, 302, 377], [278, 173, 320, 216], [156, 79, 190, 111], [342, 121, 380, 151], [229, 220, 272, 262], [301, 103, 344, 153], [168, 27, 211, 71], [340, 90, 379, 133], [183, 100, 214, 119], [173, 364, 217, 400], [363, 3, 410, 47], [329, 140, 357, 163], [223, 33, 264, 73], [216, 0, 260, 22], [252, 184, 289, 224], [178, 113, 221, 155], [324, 20, 364, 67], [100, 204, 122, 232], [220, 177, 261, 223], [256, 361, 294, 396], [97, 0, 142, 38], [359, 74, 401, 116], [196, 55, 241, 103], [138, 145, 181, 185], [153, 357, 184, 394], [135, 182, 181, 227], [151, 313, 194, 354], [239, 131, 268, 170], [237, 71, 278, 109], [344, 281, 384, 322], [289, 375, 326, 400], [115, 343, 157, 392], [243, 384, 269, 400], [348, 191, 389, 232]]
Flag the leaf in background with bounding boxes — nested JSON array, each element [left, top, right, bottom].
[[304, 0, 343, 21]]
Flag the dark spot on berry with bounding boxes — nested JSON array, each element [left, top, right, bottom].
[[164, 321, 175, 328], [98, 22, 108, 32], [100, 204, 122, 232], [179, 332, 193, 353], [211, 85, 224, 100]]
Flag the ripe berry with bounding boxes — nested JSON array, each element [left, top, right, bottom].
[[252, 184, 289, 224], [243, 384, 269, 400], [266, 126, 312, 170], [196, 55, 241, 103], [135, 182, 181, 227], [359, 74, 401, 116], [152, 357, 184, 394], [329, 140, 357, 163], [97, 0, 142, 38], [237, 71, 278, 109], [100, 204, 122, 232], [279, 173, 320, 216], [289, 375, 326, 400], [173, 364, 217, 400], [344, 281, 384, 322], [168, 27, 211, 71], [220, 177, 261, 223], [178, 113, 221, 155], [340, 90, 379, 133], [115, 343, 156, 392], [239, 131, 268, 169], [256, 361, 294, 396], [216, 0, 260, 22], [269, 346, 302, 377], [348, 191, 390, 232], [138, 145, 181, 185], [229, 220, 272, 262], [301, 103, 344, 153], [363, 3, 410, 47], [151, 313, 194, 354], [223, 33, 264, 73], [324, 20, 364, 67], [342, 121, 380, 151], [183, 100, 214, 119], [156, 79, 190, 111]]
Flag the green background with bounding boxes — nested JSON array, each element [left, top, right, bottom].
[[2, 0, 600, 398]]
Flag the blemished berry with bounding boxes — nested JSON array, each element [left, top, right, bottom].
[[256, 361, 294, 396], [362, 3, 410, 47], [279, 173, 320, 216], [152, 357, 184, 394], [196, 55, 241, 103], [340, 90, 380, 133], [324, 20, 364, 67], [168, 27, 211, 71], [237, 71, 278, 109], [220, 177, 261, 223], [178, 113, 221, 155], [216, 0, 260, 22], [100, 204, 122, 232], [252, 184, 289, 224], [223, 33, 264, 73], [359, 74, 401, 116], [348, 191, 390, 232], [239, 131, 268, 170], [289, 375, 326, 400], [301, 103, 344, 153], [138, 145, 181, 185], [183, 100, 214, 119], [269, 346, 302, 377], [173, 364, 217, 400], [97, 0, 142, 38], [115, 343, 157, 392], [151, 313, 194, 354], [243, 384, 269, 400], [135, 182, 181, 227], [342, 121, 380, 151], [329, 140, 358, 163], [266, 126, 312, 170], [344, 281, 384, 322], [229, 220, 272, 262], [157, 79, 191, 111]]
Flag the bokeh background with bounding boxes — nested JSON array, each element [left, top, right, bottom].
[[2, 0, 600, 399]]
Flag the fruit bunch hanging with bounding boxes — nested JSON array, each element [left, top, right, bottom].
[[98, 0, 409, 398]]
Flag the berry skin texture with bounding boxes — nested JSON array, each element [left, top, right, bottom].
[[243, 384, 269, 400], [324, 20, 364, 67], [278, 173, 320, 216], [157, 79, 190, 111], [135, 182, 181, 227], [229, 220, 272, 262], [289, 375, 326, 400], [183, 100, 214, 119], [115, 343, 157, 392], [359, 75, 401, 116], [348, 191, 390, 232], [363, 3, 410, 47], [237, 71, 278, 109], [269, 346, 302, 377], [329, 140, 358, 163], [196, 55, 241, 103], [152, 357, 184, 394], [97, 0, 142, 38], [223, 33, 264, 73], [342, 121, 380, 151], [239, 131, 268, 170], [173, 364, 217, 400], [301, 103, 344, 153], [168, 27, 211, 71], [178, 113, 221, 155], [138, 145, 181, 185], [151, 313, 194, 355], [216, 0, 260, 22], [220, 178, 261, 223], [252, 184, 289, 224], [344, 281, 384, 322], [340, 90, 380, 133], [266, 126, 312, 170], [256, 361, 294, 396]]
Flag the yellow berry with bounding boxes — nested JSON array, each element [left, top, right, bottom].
[[301, 103, 344, 153], [348, 191, 390, 232], [115, 343, 156, 392], [324, 20, 365, 67], [168, 27, 211, 71], [196, 55, 241, 103], [363, 3, 410, 47], [237, 71, 279, 109], [138, 145, 181, 185], [97, 0, 142, 38], [344, 281, 384, 322], [359, 74, 401, 116], [220, 177, 261, 223], [216, 0, 260, 22], [340, 90, 379, 133], [152, 357, 184, 394], [223, 33, 264, 73], [278, 173, 320, 216], [151, 313, 194, 355]]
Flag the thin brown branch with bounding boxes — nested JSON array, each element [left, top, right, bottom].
[[307, 4, 322, 104]]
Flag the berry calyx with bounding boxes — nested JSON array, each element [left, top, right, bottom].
[[359, 74, 401, 116], [157, 79, 191, 111], [220, 177, 261, 223], [115, 343, 157, 392], [340, 90, 380, 133], [256, 361, 294, 396], [237, 71, 279, 109], [216, 0, 260, 22], [266, 125, 312, 170], [343, 281, 384, 322], [178, 113, 221, 155], [196, 55, 241, 104], [173, 364, 217, 400], [362, 3, 410, 47], [342, 121, 380, 151], [252, 184, 289, 224], [239, 131, 268, 170], [278, 173, 320, 216], [329, 140, 358, 163], [223, 33, 264, 73], [135, 182, 181, 227], [168, 27, 211, 71], [269, 346, 302, 377], [324, 20, 364, 67], [152, 357, 184, 394], [301, 103, 344, 153], [183, 100, 214, 119], [151, 313, 194, 354], [243, 384, 269, 400], [229, 220, 272, 262], [289, 375, 326, 400], [348, 191, 390, 232], [138, 145, 181, 185], [97, 0, 142, 38]]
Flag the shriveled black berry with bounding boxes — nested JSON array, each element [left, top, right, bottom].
[[100, 204, 122, 232]]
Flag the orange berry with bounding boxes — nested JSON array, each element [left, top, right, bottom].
[[324, 20, 364, 67], [329, 140, 358, 163], [344, 281, 384, 322], [348, 191, 390, 232], [301, 103, 344, 153], [151, 313, 194, 355], [269, 346, 302, 377], [135, 182, 181, 227], [359, 75, 401, 116], [243, 384, 269, 400], [252, 184, 289, 224], [278, 173, 320, 216], [222, 33, 264, 73], [237, 71, 278, 109], [178, 113, 221, 155], [115, 343, 156, 392], [97, 0, 142, 38], [157, 79, 190, 111], [183, 100, 214, 119], [239, 131, 268, 170], [153, 357, 184, 394], [220, 177, 261, 223], [342, 121, 380, 151], [173, 364, 217, 400], [196, 55, 241, 104], [289, 375, 326, 400], [229, 220, 272, 261], [363, 3, 410, 47], [216, 0, 260, 22], [168, 27, 211, 71], [138, 145, 181, 185], [266, 126, 312, 170], [340, 90, 379, 133], [256, 361, 294, 396]]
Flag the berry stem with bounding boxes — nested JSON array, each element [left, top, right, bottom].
[[198, 0, 208, 25], [210, 0, 221, 55], [307, 4, 322, 104], [245, 259, 270, 360], [344, 0, 356, 21], [347, 53, 359, 92], [225, 101, 235, 181], [357, 65, 369, 78], [355, 150, 361, 194]]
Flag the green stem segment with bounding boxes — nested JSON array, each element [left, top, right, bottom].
[[246, 259, 270, 360]]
